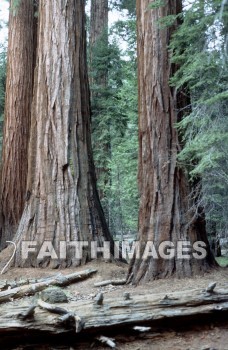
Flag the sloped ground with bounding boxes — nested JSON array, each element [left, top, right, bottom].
[[0, 261, 228, 350]]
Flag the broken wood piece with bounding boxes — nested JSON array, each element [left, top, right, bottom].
[[17, 302, 37, 320], [37, 299, 69, 315], [37, 299, 84, 333], [94, 279, 126, 287], [97, 336, 116, 348], [0, 278, 37, 292], [0, 269, 97, 304], [0, 241, 17, 275], [123, 292, 131, 300], [0, 270, 97, 292], [133, 326, 151, 332], [94, 292, 104, 306], [205, 282, 217, 293], [160, 294, 179, 304]]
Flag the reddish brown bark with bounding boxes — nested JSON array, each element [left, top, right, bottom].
[[90, 0, 108, 65], [89, 0, 110, 219], [11, 0, 116, 268], [89, 0, 108, 98], [128, 0, 216, 284], [0, 0, 38, 249]]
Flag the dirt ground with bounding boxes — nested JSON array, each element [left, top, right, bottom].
[[1, 261, 228, 350]]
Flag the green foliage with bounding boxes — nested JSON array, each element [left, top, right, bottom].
[[90, 17, 138, 236], [11, 1, 39, 17], [148, 1, 181, 28], [110, 0, 136, 17], [148, 0, 165, 9], [158, 14, 180, 28], [11, 0, 21, 16], [216, 256, 228, 267], [110, 18, 136, 58], [108, 61, 139, 234], [170, 0, 228, 237]]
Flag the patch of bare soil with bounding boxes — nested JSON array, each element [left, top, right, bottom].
[[0, 261, 228, 350], [10, 322, 228, 350]]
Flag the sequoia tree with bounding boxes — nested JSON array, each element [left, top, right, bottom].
[[90, 0, 108, 68], [128, 0, 216, 283], [89, 0, 110, 219], [11, 0, 115, 267], [0, 0, 38, 250]]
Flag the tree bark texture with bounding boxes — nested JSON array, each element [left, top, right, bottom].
[[89, 0, 110, 218], [128, 0, 216, 283], [12, 0, 115, 267], [0, 0, 38, 250], [0, 286, 227, 338], [90, 0, 108, 70]]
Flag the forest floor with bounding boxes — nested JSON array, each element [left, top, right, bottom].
[[0, 261, 228, 350]]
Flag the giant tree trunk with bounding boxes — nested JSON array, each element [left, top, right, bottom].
[[89, 0, 110, 221], [0, 0, 38, 250], [128, 0, 216, 284], [12, 0, 115, 268]]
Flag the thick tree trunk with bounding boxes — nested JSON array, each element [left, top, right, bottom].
[[0, 0, 38, 250], [10, 0, 115, 268], [128, 0, 216, 283], [89, 0, 110, 221]]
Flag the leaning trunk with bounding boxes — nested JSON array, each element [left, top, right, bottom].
[[128, 0, 216, 284], [12, 0, 115, 268], [0, 0, 38, 250]]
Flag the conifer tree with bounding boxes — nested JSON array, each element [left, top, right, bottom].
[[11, 0, 116, 267], [0, 0, 38, 249], [128, 0, 216, 283]]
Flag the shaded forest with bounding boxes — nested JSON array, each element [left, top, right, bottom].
[[0, 0, 227, 257], [0, 0, 227, 348]]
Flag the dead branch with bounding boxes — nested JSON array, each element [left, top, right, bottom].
[[94, 279, 127, 287], [0, 268, 97, 304]]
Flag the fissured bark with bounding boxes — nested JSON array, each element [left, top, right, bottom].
[[128, 0, 216, 283], [13, 0, 115, 267], [0, 0, 38, 250]]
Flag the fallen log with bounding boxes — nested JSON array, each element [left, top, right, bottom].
[[0, 268, 97, 304], [94, 279, 127, 287], [0, 284, 227, 339], [0, 273, 63, 291], [0, 269, 98, 292]]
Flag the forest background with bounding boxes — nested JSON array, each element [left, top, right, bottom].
[[0, 0, 227, 257]]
